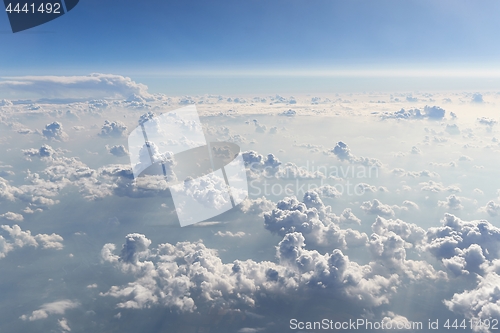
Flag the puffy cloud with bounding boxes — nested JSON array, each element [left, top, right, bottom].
[[429, 161, 458, 168], [425, 106, 446, 119], [43, 147, 168, 200], [382, 108, 424, 119], [445, 124, 460, 135], [264, 192, 368, 248], [107, 145, 129, 157], [368, 217, 445, 280], [459, 155, 473, 162], [170, 172, 231, 212], [241, 151, 264, 166], [381, 312, 415, 330], [331, 142, 353, 161], [402, 200, 419, 210], [34, 233, 64, 250], [442, 244, 486, 277], [405, 170, 439, 178], [242, 150, 345, 181], [0, 99, 13, 106], [368, 232, 444, 280], [426, 214, 500, 277], [0, 168, 14, 178], [89, 99, 110, 109], [0, 235, 13, 258], [444, 272, 500, 329], [477, 117, 497, 126], [20, 300, 78, 321], [420, 181, 460, 193], [355, 183, 389, 194], [99, 120, 127, 137], [438, 195, 464, 211], [211, 145, 234, 160], [0, 74, 151, 100], [356, 183, 378, 193], [23, 145, 55, 159], [471, 93, 484, 104], [390, 168, 406, 177], [100, 232, 399, 312], [178, 96, 195, 105], [238, 150, 326, 179], [276, 232, 394, 305], [339, 208, 361, 225], [25, 159, 101, 205], [279, 109, 296, 117], [270, 95, 296, 104], [42, 122, 67, 141], [119, 233, 152, 265], [242, 151, 281, 178], [0, 225, 64, 254], [329, 142, 382, 167], [253, 120, 267, 133], [442, 214, 500, 324], [97, 163, 170, 199], [473, 188, 484, 196], [0, 177, 22, 201], [381, 106, 445, 120], [132, 140, 177, 183], [410, 146, 421, 154], [238, 197, 275, 216], [22, 158, 100, 203], [481, 200, 500, 217], [360, 199, 397, 217], [0, 211, 23, 221], [312, 185, 342, 199], [215, 231, 246, 238], [58, 318, 71, 332], [1, 224, 38, 250], [371, 216, 426, 248]]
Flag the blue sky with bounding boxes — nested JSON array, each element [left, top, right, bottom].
[[1, 0, 500, 77], [2, 0, 500, 94]]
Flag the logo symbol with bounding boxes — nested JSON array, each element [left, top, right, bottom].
[[127, 105, 249, 227], [4, 0, 79, 33]]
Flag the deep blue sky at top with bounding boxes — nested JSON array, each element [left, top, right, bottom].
[[1, 0, 500, 77]]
